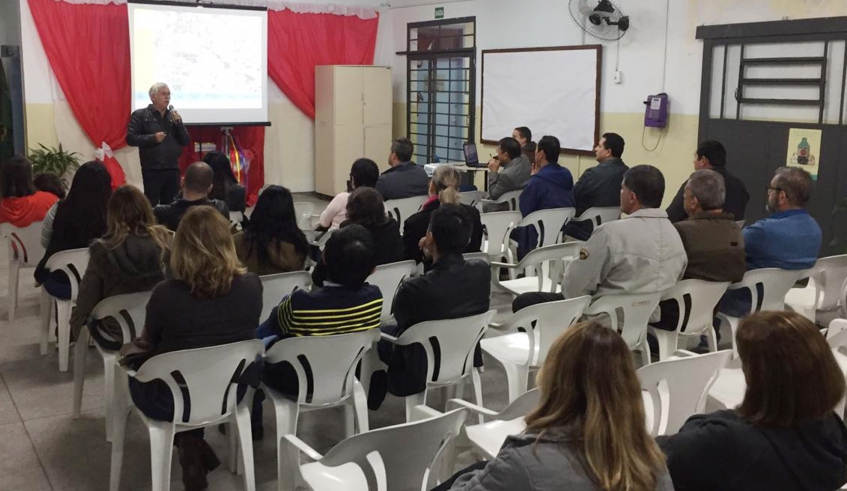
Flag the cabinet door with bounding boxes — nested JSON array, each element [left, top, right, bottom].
[[333, 125, 365, 194], [364, 124, 393, 173], [315, 66, 335, 125], [333, 67, 364, 126], [363, 67, 393, 126], [315, 121, 336, 196]]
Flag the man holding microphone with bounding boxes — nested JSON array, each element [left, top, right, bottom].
[[126, 82, 190, 205]]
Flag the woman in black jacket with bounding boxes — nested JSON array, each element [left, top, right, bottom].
[[658, 310, 847, 491], [311, 187, 402, 287], [203, 151, 246, 213]]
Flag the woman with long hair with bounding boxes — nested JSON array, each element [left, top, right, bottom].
[[202, 150, 246, 213], [35, 161, 112, 299], [70, 185, 171, 348], [441, 321, 672, 491], [233, 185, 308, 275], [402, 165, 483, 267], [659, 311, 847, 491], [125, 206, 262, 491], [317, 158, 380, 231], [312, 186, 402, 286], [0, 155, 59, 227]]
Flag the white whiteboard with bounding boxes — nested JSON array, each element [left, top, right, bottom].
[[481, 46, 601, 153]]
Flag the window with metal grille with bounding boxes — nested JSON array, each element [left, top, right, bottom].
[[405, 17, 476, 165]]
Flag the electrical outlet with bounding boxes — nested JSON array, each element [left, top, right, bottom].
[[613, 70, 622, 84]]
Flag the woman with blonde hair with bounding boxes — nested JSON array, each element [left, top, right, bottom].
[[402, 165, 483, 267], [70, 185, 171, 348], [440, 321, 673, 491], [124, 206, 262, 491], [659, 311, 847, 491]]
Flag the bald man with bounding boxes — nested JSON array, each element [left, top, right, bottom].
[[153, 162, 230, 231]]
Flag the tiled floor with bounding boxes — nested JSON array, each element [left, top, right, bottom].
[[0, 193, 514, 490]]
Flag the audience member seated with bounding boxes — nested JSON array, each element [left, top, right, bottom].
[[486, 137, 531, 201], [375, 137, 429, 200], [0, 155, 59, 227], [318, 158, 380, 231], [436, 321, 673, 491], [121, 206, 262, 491], [658, 311, 847, 491], [402, 165, 483, 267], [650, 169, 745, 332], [153, 162, 229, 231], [233, 185, 307, 275], [70, 185, 171, 349], [512, 135, 574, 258], [373, 205, 490, 406], [34, 172, 66, 200], [566, 132, 628, 241], [257, 224, 382, 397], [35, 161, 112, 301], [512, 126, 535, 163], [666, 140, 749, 223], [513, 165, 686, 312], [312, 187, 402, 287], [203, 151, 246, 213]]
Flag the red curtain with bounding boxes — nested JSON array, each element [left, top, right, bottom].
[[27, 0, 130, 151], [268, 10, 379, 119]]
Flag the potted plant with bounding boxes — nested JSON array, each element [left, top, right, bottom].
[[27, 143, 81, 188]]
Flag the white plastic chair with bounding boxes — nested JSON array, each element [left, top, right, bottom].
[[3, 222, 46, 321], [368, 310, 495, 422], [491, 242, 582, 295], [384, 196, 428, 235], [279, 408, 467, 491], [459, 190, 486, 209], [567, 206, 620, 238], [263, 329, 380, 491], [638, 350, 731, 436], [649, 280, 730, 360], [516, 208, 576, 249], [479, 211, 522, 260], [260, 271, 312, 322], [229, 211, 245, 231], [73, 291, 152, 442], [367, 260, 417, 323], [481, 297, 591, 402], [110, 340, 264, 491], [39, 247, 89, 372], [785, 255, 847, 324], [585, 292, 663, 366], [735, 220, 745, 228], [716, 268, 803, 358], [462, 252, 490, 264], [447, 389, 540, 460], [294, 201, 318, 230], [479, 189, 521, 212]]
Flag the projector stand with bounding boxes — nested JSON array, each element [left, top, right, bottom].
[[221, 126, 234, 155]]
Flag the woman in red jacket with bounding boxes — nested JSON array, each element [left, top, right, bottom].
[[0, 156, 58, 227]]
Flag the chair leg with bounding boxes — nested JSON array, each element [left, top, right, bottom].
[[472, 369, 484, 425], [147, 424, 176, 491], [652, 329, 678, 361], [8, 261, 18, 322], [705, 325, 719, 353], [72, 326, 90, 419], [404, 391, 427, 422], [57, 300, 72, 372], [343, 403, 355, 438], [103, 356, 116, 442], [501, 361, 529, 404], [39, 289, 52, 355], [110, 371, 132, 491], [235, 406, 257, 491], [639, 338, 652, 366], [352, 380, 369, 434]]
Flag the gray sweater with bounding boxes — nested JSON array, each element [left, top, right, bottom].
[[487, 154, 531, 200], [450, 433, 674, 491]]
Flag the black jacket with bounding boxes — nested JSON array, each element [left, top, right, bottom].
[[311, 218, 403, 287], [126, 105, 191, 171], [566, 157, 628, 241], [401, 200, 483, 267], [387, 254, 490, 396], [667, 166, 750, 223], [153, 197, 230, 231], [374, 162, 430, 201], [658, 410, 847, 491]]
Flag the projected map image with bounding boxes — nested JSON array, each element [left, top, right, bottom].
[[132, 7, 264, 111]]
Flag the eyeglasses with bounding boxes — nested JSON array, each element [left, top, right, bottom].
[[766, 186, 783, 193]]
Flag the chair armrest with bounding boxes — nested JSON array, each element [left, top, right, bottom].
[[282, 434, 324, 462], [379, 332, 400, 343], [670, 349, 698, 358], [490, 261, 518, 269], [445, 398, 498, 417], [409, 404, 443, 422]]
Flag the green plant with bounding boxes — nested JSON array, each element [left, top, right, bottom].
[[27, 143, 81, 188]]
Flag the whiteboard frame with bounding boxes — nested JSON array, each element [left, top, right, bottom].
[[480, 45, 602, 156]]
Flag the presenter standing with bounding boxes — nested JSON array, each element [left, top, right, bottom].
[[126, 83, 190, 205]]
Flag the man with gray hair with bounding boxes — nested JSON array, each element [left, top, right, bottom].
[[126, 82, 190, 206], [375, 137, 429, 200]]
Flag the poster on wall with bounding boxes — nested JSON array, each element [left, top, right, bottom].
[[786, 128, 821, 180]]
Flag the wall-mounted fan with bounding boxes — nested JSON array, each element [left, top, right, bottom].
[[568, 0, 630, 41]]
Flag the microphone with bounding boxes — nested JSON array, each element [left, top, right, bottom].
[[167, 104, 174, 123]]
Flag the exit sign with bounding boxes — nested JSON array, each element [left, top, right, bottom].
[[435, 6, 444, 18]]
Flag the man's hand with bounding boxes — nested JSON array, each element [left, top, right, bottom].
[[154, 132, 166, 143], [488, 157, 501, 172], [171, 110, 182, 123]]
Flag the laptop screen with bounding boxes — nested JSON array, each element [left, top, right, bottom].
[[463, 143, 479, 166]]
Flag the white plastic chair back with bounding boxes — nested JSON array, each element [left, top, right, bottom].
[[480, 211, 521, 258], [132, 340, 264, 425], [459, 191, 486, 209], [638, 351, 731, 436], [260, 271, 312, 322], [489, 190, 522, 211], [393, 311, 494, 387], [807, 255, 847, 311], [89, 291, 153, 343], [828, 320, 847, 352], [229, 211, 244, 230], [735, 220, 745, 228], [367, 260, 417, 321], [508, 296, 591, 365], [571, 206, 620, 231], [463, 252, 490, 264], [494, 388, 540, 421], [502, 242, 583, 293], [294, 201, 316, 229], [3, 221, 45, 266], [384, 196, 427, 234], [517, 207, 575, 248], [265, 329, 380, 407], [285, 408, 467, 491], [44, 247, 90, 301], [731, 268, 803, 314], [660, 279, 730, 335], [585, 292, 662, 354]]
